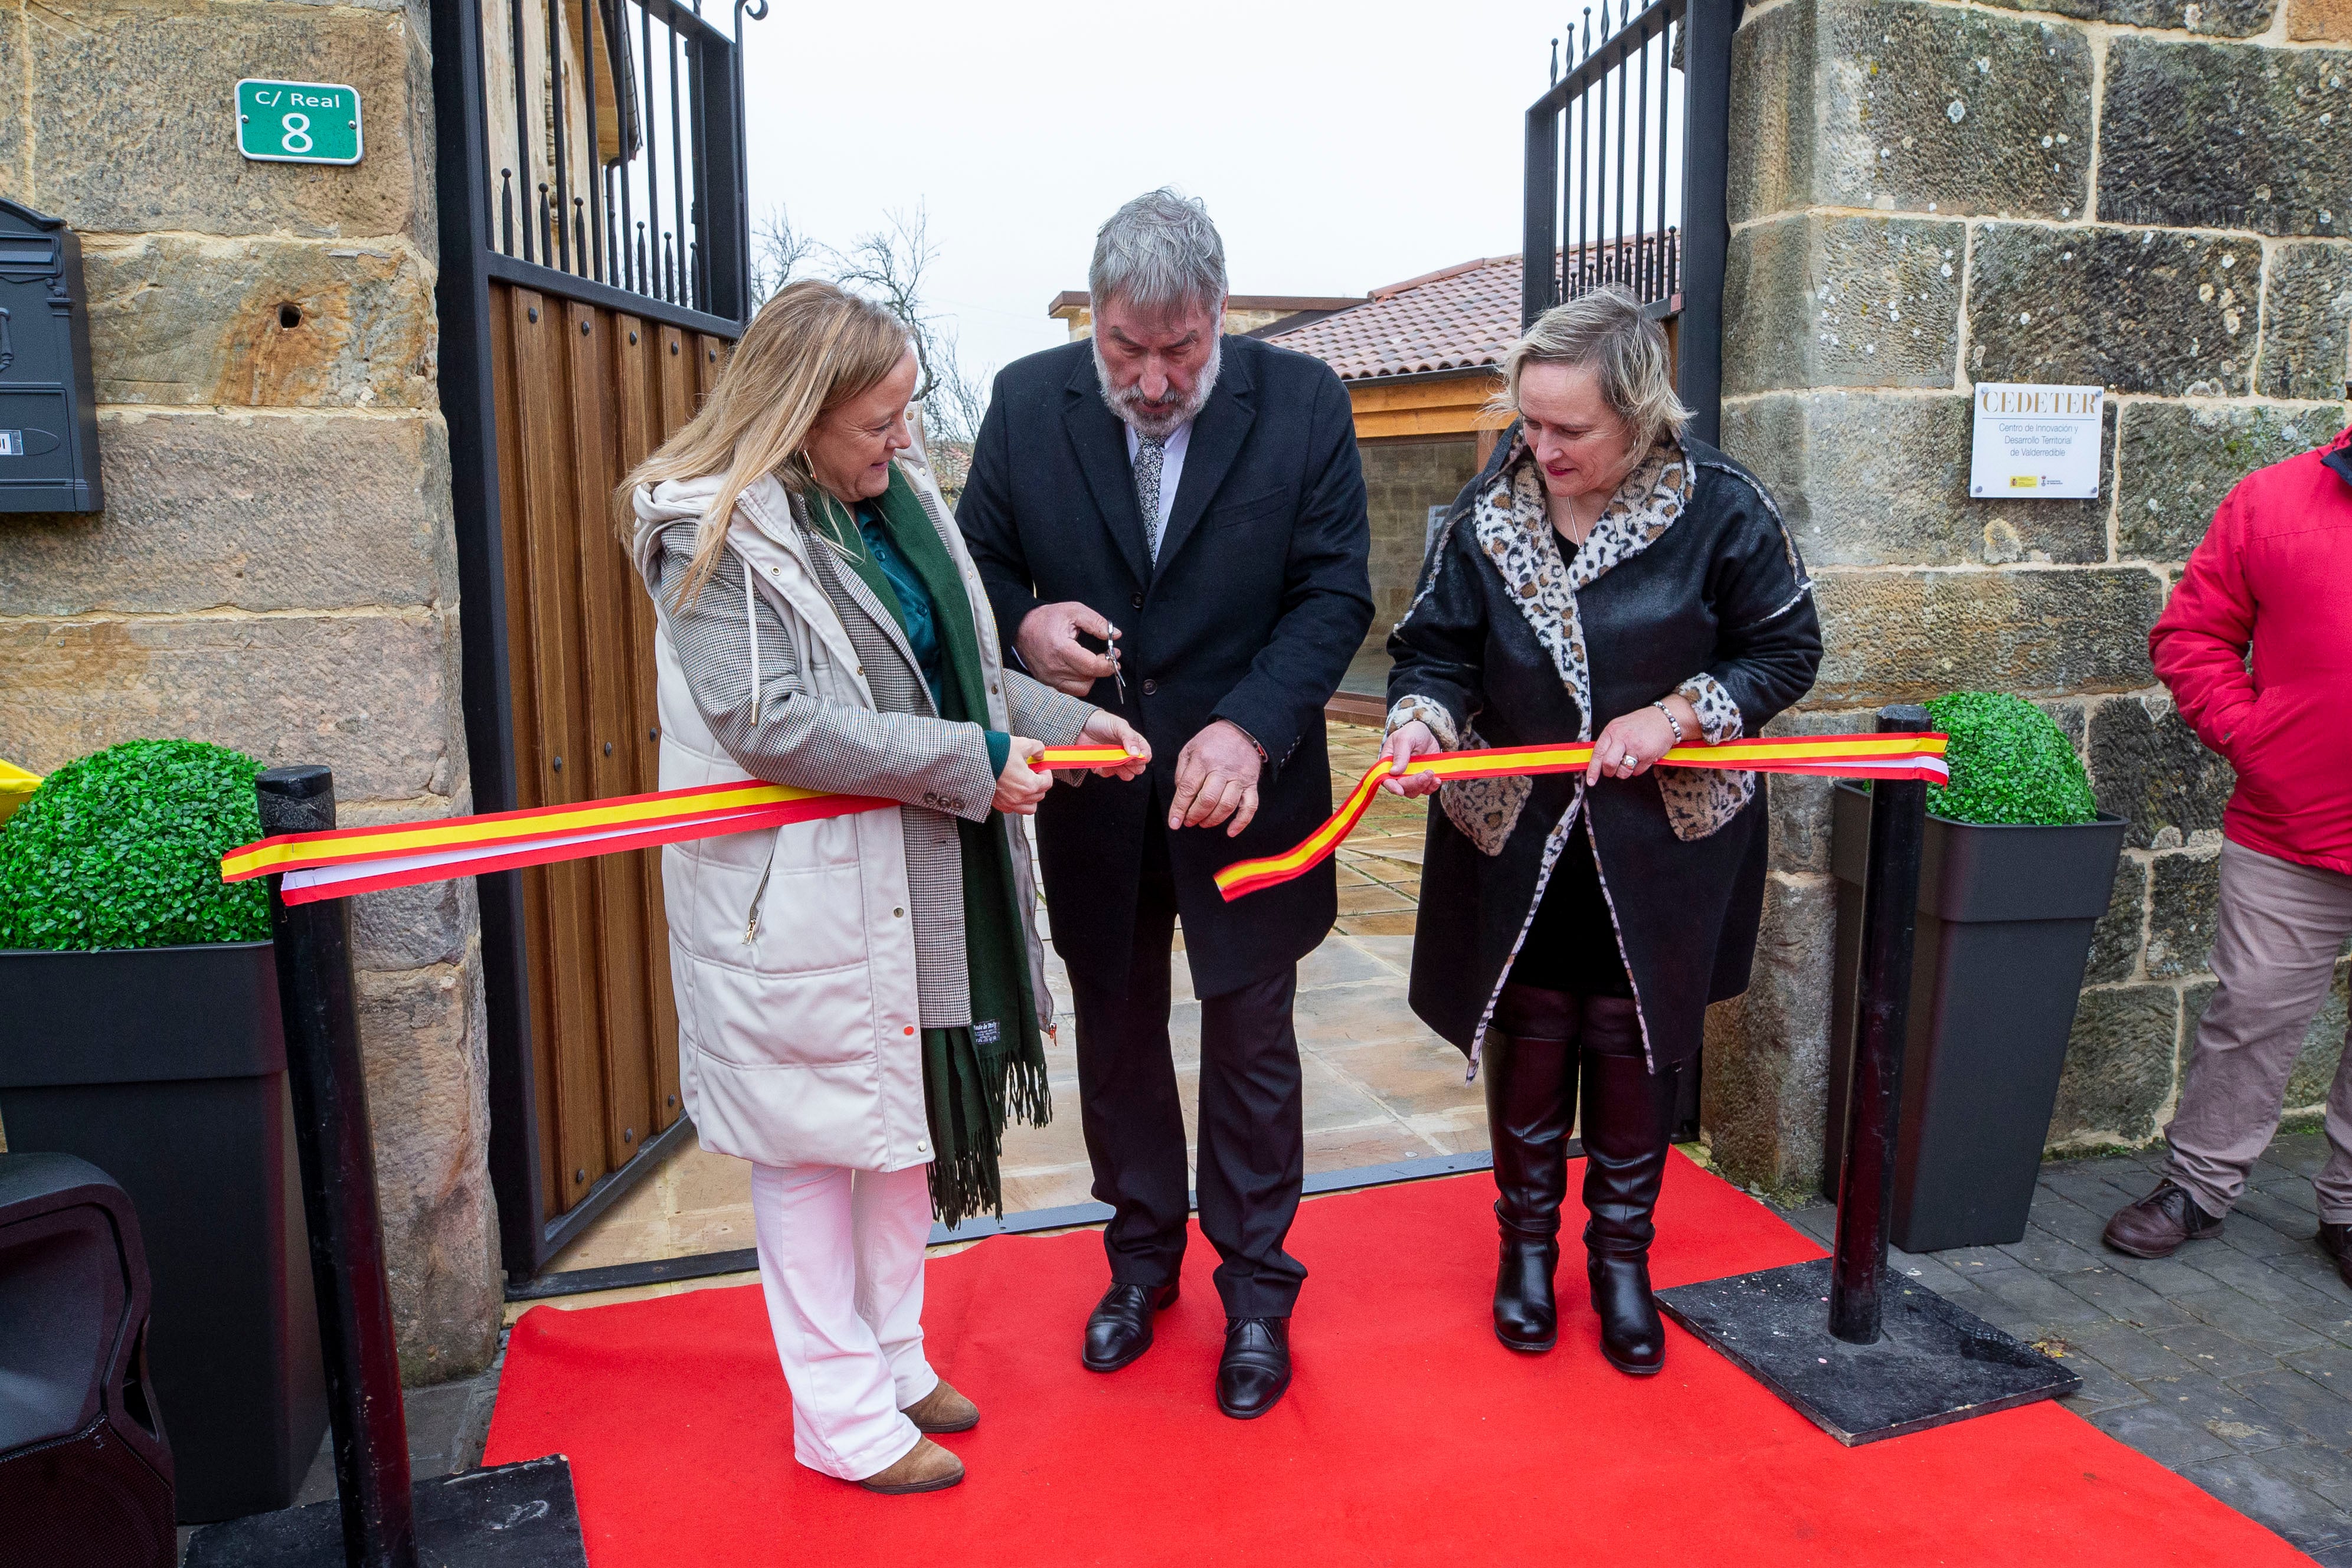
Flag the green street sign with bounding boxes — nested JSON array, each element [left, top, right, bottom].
[[235, 79, 362, 166]]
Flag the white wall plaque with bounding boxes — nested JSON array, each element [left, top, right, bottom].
[[1970, 383, 2104, 499]]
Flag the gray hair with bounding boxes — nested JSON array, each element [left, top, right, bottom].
[[1496, 286, 1690, 453], [1088, 188, 1228, 319]]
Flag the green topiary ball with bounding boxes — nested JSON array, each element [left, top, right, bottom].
[[1925, 691, 2099, 827], [0, 739, 271, 951]]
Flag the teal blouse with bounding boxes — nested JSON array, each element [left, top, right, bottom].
[[853, 500, 1011, 779]]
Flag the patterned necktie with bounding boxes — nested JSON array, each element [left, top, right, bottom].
[[1134, 434, 1167, 563]]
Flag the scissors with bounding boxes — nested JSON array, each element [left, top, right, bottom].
[[1104, 621, 1126, 704]]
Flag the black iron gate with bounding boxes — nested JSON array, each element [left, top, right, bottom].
[[428, 0, 762, 1280], [1521, 0, 1737, 445]]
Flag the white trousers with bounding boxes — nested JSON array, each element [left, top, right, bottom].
[[750, 1161, 937, 1480]]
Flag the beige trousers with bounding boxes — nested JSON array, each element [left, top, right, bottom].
[[2164, 840, 2352, 1222]]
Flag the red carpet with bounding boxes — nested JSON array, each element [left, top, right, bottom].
[[486, 1154, 2314, 1566]]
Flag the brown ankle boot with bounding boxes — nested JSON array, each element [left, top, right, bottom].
[[901, 1379, 979, 1433], [858, 1436, 965, 1494]]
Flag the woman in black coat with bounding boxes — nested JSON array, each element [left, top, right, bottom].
[[1382, 287, 1821, 1375]]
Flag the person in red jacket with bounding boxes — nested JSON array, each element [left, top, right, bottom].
[[2105, 420, 2352, 1272]]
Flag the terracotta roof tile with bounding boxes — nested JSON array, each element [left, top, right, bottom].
[[1267, 255, 1524, 382], [1268, 241, 1680, 382]]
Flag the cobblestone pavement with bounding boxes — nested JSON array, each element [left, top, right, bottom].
[[1777, 1130, 2352, 1564]]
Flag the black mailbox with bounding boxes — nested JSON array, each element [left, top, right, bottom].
[[0, 199, 102, 513]]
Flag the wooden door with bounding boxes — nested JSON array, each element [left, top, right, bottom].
[[488, 280, 732, 1235]]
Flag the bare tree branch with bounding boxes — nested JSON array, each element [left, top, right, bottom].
[[745, 201, 996, 485], [748, 205, 816, 302], [920, 319, 991, 450], [827, 206, 948, 402]]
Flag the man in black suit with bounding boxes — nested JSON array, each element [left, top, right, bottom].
[[958, 189, 1372, 1418]]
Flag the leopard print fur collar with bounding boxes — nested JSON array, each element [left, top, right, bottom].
[[1468, 433, 1696, 734]]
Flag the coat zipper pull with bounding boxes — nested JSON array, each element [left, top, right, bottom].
[[742, 832, 781, 945]]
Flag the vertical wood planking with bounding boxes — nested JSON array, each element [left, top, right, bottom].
[[695, 334, 726, 404], [613, 315, 683, 1131], [505, 286, 609, 1221], [489, 283, 563, 1216], [564, 302, 657, 1168], [657, 324, 692, 443], [489, 284, 730, 1239]]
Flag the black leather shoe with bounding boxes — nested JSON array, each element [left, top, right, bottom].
[[1216, 1317, 1292, 1419], [1082, 1281, 1179, 1373]]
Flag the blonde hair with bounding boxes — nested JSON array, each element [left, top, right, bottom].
[[617, 279, 911, 607], [1492, 286, 1690, 455]]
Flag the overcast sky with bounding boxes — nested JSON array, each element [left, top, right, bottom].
[[737, 1, 1586, 387]]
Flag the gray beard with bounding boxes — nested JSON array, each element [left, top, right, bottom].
[[1094, 333, 1221, 440]]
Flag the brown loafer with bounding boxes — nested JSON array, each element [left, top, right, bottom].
[[2316, 1222, 2352, 1289], [858, 1436, 964, 1495], [2103, 1180, 2223, 1258], [901, 1379, 979, 1434]]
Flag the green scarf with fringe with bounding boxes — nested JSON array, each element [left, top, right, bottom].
[[814, 473, 1051, 1227]]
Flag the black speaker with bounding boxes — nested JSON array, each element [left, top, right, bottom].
[[0, 1151, 175, 1568]]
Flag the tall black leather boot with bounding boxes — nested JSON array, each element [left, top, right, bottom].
[[1578, 1003, 1680, 1376], [1483, 986, 1579, 1352]]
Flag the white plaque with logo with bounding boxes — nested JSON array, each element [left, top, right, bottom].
[[1970, 383, 2104, 499]]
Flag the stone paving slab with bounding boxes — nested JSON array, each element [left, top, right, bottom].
[[1775, 1129, 2352, 1562]]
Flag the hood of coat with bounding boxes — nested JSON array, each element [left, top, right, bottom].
[[629, 472, 812, 591], [2325, 420, 2352, 488]]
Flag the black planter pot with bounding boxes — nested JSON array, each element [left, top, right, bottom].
[[0, 941, 328, 1522], [1824, 783, 2129, 1253]]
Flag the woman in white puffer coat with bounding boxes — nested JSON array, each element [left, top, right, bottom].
[[620, 281, 1147, 1495]]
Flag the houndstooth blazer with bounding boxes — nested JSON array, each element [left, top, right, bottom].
[[643, 460, 1094, 1029]]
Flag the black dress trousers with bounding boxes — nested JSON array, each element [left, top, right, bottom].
[[1067, 813, 1309, 1321]]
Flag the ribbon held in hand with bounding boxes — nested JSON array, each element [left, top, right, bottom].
[[222, 746, 1139, 906], [1210, 732, 1950, 903]]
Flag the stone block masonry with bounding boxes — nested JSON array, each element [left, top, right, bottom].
[[1709, 0, 2352, 1199], [0, 0, 499, 1383]]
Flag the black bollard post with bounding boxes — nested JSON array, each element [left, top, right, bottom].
[[1827, 705, 1932, 1344], [256, 767, 419, 1568]]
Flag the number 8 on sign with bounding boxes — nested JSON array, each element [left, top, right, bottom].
[[234, 78, 363, 166]]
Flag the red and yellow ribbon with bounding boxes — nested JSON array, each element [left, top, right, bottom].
[[221, 746, 1136, 906], [1211, 732, 1949, 902], [222, 736, 1946, 911]]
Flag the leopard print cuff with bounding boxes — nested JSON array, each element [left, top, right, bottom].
[[1386, 695, 1460, 753], [1676, 673, 1744, 745]]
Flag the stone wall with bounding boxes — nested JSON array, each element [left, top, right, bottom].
[[1706, 0, 2352, 1197], [1359, 435, 1480, 664], [0, 0, 499, 1382]]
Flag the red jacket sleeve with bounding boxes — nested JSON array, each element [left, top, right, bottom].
[[2150, 487, 2258, 759]]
